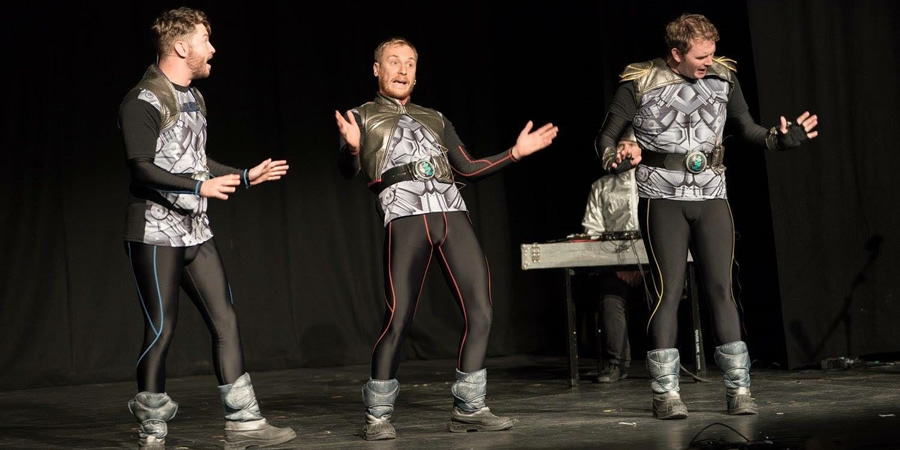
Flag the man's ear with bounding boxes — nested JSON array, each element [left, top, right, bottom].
[[174, 41, 190, 58], [372, 62, 379, 77], [670, 48, 682, 64]]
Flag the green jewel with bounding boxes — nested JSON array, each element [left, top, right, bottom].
[[690, 156, 703, 171]]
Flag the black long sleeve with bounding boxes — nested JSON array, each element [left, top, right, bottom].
[[120, 92, 244, 193], [595, 82, 637, 161], [442, 115, 515, 181], [120, 94, 199, 193], [725, 76, 770, 146]]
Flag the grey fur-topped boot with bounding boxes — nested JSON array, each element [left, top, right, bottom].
[[128, 392, 178, 449], [448, 369, 514, 433], [647, 348, 689, 420], [715, 341, 759, 415], [362, 378, 399, 440], [219, 373, 297, 449]]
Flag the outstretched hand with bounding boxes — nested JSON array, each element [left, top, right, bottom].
[[335, 110, 361, 154], [511, 121, 559, 160], [248, 158, 289, 186], [780, 111, 819, 140], [200, 174, 241, 200]]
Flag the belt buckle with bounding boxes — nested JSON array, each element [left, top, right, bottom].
[[684, 151, 708, 174], [413, 159, 435, 180]]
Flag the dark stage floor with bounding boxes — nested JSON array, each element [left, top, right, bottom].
[[1, 355, 898, 449]]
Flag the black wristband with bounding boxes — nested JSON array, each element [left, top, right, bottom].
[[611, 157, 633, 174], [768, 122, 808, 150]]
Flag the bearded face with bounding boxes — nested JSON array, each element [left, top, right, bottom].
[[374, 44, 417, 103], [184, 23, 214, 80]]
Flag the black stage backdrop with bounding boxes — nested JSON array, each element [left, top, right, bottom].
[[747, 0, 900, 368], [1, 1, 894, 390]]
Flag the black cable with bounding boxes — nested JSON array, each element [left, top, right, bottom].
[[628, 238, 655, 312], [680, 362, 715, 383], [688, 422, 750, 448]]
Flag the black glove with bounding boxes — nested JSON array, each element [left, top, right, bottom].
[[766, 122, 808, 151], [610, 157, 633, 174]]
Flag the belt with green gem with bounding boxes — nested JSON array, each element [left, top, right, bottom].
[[370, 155, 454, 194]]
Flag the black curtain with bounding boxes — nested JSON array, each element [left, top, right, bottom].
[[1, 2, 555, 391], [747, 0, 900, 368], [5, 0, 847, 390]]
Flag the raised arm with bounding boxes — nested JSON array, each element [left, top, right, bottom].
[[335, 109, 362, 179], [120, 94, 242, 200], [726, 75, 819, 150], [444, 115, 557, 181]]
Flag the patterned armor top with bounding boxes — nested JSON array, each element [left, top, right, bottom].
[[623, 58, 736, 200], [354, 101, 466, 225], [120, 66, 216, 246], [341, 94, 517, 226]]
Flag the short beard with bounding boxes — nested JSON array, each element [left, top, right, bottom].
[[187, 51, 210, 80], [379, 78, 412, 100]]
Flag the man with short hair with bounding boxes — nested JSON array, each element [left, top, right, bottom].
[[582, 126, 647, 384], [335, 37, 558, 440], [595, 13, 818, 419], [118, 7, 296, 448]]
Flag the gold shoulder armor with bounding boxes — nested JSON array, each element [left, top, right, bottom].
[[713, 56, 737, 72], [619, 60, 654, 82], [707, 56, 737, 83]]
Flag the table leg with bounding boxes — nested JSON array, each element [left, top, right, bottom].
[[565, 268, 579, 387]]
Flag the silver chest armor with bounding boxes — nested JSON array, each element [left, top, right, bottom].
[[377, 115, 466, 225]]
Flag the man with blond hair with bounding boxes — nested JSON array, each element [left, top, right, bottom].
[[595, 13, 819, 419], [336, 37, 558, 440], [118, 7, 296, 448]]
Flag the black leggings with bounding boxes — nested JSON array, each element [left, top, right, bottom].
[[126, 239, 244, 392], [639, 198, 741, 349], [371, 211, 493, 380]]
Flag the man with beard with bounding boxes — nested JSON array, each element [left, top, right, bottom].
[[595, 13, 818, 420], [335, 37, 558, 440], [581, 126, 648, 384], [118, 7, 296, 448]]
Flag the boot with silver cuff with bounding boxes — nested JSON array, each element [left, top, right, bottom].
[[448, 369, 513, 433], [128, 392, 178, 449], [219, 373, 297, 449], [715, 341, 759, 415], [647, 348, 688, 420], [362, 378, 399, 440]]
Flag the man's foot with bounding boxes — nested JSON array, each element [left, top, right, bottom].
[[223, 419, 297, 449], [448, 407, 514, 433], [364, 413, 396, 440], [597, 363, 628, 383], [726, 387, 759, 415], [652, 391, 689, 420], [138, 434, 165, 449]]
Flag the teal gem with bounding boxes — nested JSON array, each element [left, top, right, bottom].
[[690, 156, 703, 172], [422, 161, 434, 177]]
